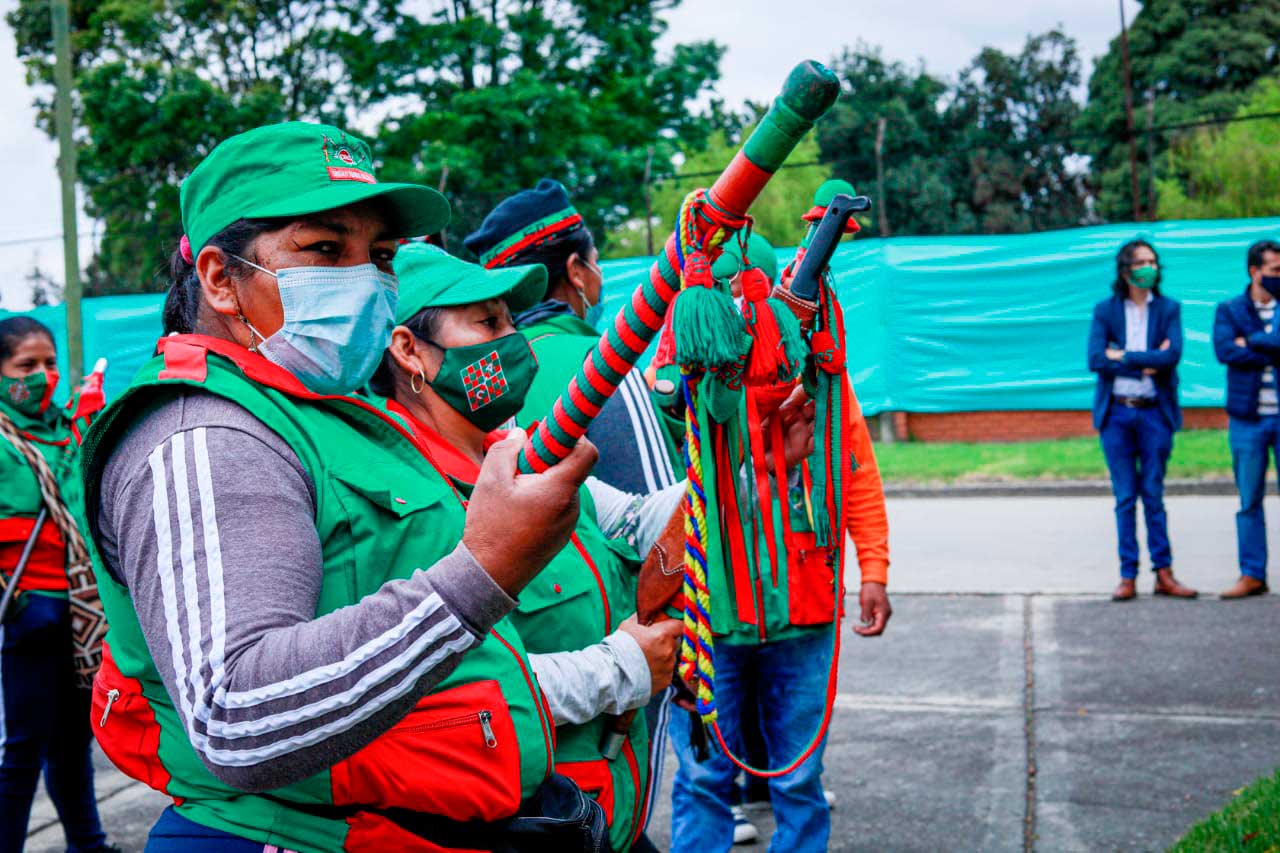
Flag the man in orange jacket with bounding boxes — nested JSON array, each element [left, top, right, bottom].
[[659, 233, 891, 851]]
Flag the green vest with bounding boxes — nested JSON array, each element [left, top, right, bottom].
[[0, 398, 82, 596], [508, 490, 650, 852], [514, 312, 654, 849], [80, 336, 554, 853]]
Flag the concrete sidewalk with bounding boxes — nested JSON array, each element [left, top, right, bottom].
[[27, 494, 1280, 851]]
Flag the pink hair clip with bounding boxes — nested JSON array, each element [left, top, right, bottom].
[[179, 234, 194, 264]]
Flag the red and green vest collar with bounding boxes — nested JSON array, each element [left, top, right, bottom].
[[480, 208, 584, 269], [384, 398, 508, 484]]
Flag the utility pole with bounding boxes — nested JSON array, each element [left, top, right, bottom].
[[874, 117, 890, 237], [51, 0, 83, 384], [1119, 0, 1141, 223], [1145, 90, 1156, 220], [642, 146, 655, 256]]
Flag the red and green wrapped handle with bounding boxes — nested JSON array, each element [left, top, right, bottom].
[[519, 60, 841, 473]]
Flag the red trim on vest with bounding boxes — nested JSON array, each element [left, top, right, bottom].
[[489, 629, 556, 772], [0, 516, 67, 591], [330, 679, 523, 821], [555, 758, 615, 827], [622, 738, 645, 846], [157, 339, 209, 382], [713, 433, 755, 627], [91, 644, 173, 796], [569, 533, 610, 635], [18, 430, 70, 447]]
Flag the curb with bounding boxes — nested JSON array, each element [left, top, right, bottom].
[[884, 477, 1246, 498]]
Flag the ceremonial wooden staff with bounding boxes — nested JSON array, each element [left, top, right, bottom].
[[517, 60, 841, 474]]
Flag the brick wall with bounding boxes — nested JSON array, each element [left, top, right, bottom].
[[882, 408, 1228, 443]]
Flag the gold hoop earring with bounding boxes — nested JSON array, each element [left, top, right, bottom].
[[411, 368, 427, 394], [236, 313, 259, 353]]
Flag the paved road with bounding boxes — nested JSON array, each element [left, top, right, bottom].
[[27, 494, 1280, 851]]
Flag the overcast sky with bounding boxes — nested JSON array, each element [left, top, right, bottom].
[[0, 0, 1139, 309]]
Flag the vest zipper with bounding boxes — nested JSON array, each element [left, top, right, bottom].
[[479, 710, 498, 748], [398, 710, 497, 748], [99, 689, 120, 727], [491, 629, 555, 776]]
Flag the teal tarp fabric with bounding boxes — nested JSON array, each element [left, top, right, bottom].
[[0, 294, 163, 404], [4, 217, 1278, 416], [599, 217, 1280, 416]]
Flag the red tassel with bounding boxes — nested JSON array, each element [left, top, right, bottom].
[[741, 268, 790, 387]]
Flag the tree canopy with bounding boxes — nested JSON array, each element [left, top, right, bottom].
[[8, 0, 722, 294], [1157, 75, 1280, 220], [1078, 0, 1280, 221], [816, 32, 1087, 238]]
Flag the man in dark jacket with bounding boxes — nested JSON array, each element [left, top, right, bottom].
[[1213, 239, 1280, 599]]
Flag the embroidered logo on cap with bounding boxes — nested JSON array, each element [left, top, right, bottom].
[[460, 350, 508, 411], [8, 381, 30, 404], [322, 133, 376, 184]]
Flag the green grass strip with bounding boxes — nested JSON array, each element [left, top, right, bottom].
[[875, 429, 1233, 484], [1170, 768, 1280, 851]]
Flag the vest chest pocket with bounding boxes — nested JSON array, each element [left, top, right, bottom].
[[511, 553, 603, 655], [329, 678, 523, 822], [326, 465, 460, 596]]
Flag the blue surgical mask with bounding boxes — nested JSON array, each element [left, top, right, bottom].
[[232, 256, 398, 395], [577, 258, 605, 329]]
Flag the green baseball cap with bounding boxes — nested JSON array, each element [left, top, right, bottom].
[[392, 242, 548, 324], [712, 232, 778, 285], [181, 122, 451, 254]]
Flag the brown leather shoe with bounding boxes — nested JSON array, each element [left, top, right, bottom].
[[1153, 568, 1198, 598], [1220, 575, 1270, 599], [1112, 579, 1137, 601]]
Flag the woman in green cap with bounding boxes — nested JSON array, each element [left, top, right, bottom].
[[368, 241, 687, 853], [80, 122, 603, 851], [0, 317, 114, 852]]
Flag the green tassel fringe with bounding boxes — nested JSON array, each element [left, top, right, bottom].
[[673, 286, 749, 370]]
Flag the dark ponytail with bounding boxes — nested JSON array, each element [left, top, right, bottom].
[[163, 217, 293, 335]]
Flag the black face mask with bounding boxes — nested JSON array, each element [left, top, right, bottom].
[[1262, 275, 1280, 300]]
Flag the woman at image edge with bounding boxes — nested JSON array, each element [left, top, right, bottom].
[[79, 122, 601, 850]]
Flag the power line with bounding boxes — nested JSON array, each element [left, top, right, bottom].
[[3, 107, 1279, 249]]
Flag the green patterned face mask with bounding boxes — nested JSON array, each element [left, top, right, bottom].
[[423, 333, 538, 432], [1130, 265, 1158, 289], [0, 370, 57, 417]]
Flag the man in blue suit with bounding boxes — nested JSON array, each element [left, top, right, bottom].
[[1213, 239, 1280, 599], [1088, 239, 1198, 601]]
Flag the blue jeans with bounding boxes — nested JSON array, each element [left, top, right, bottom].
[[146, 807, 264, 851], [0, 594, 106, 853], [1229, 414, 1280, 581], [669, 631, 832, 853], [1100, 403, 1174, 578]]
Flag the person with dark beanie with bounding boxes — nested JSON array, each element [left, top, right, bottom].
[[1087, 239, 1197, 601], [1213, 238, 1280, 599], [464, 180, 680, 496], [465, 180, 681, 838]]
